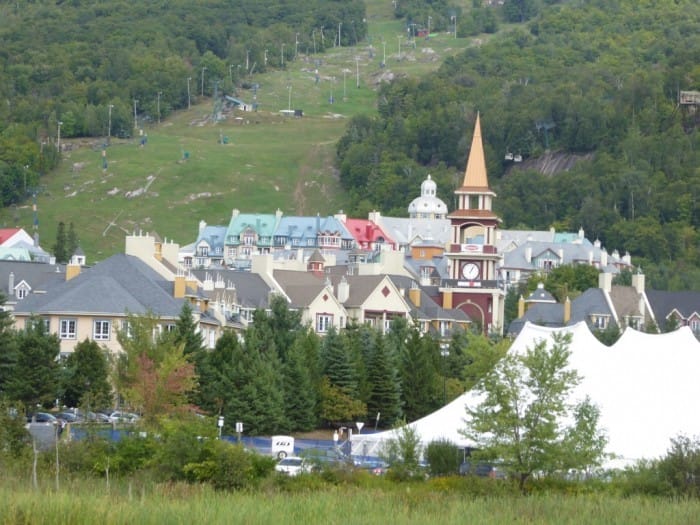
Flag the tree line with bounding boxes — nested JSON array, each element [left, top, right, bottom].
[[0, 296, 508, 436], [335, 0, 700, 291]]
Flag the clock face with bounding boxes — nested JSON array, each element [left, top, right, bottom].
[[462, 262, 480, 280]]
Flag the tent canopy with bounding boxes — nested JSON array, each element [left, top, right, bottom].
[[351, 322, 700, 467]]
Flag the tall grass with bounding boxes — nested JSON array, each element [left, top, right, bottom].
[[1, 473, 699, 525]]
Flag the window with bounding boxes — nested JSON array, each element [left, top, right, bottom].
[[689, 318, 699, 333], [316, 314, 333, 333], [121, 320, 132, 339], [93, 320, 111, 341], [59, 318, 77, 339], [16, 287, 28, 299], [163, 323, 176, 333]]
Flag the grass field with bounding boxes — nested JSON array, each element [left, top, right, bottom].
[[0, 0, 481, 260], [1, 477, 699, 525]]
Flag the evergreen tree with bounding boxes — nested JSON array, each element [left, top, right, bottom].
[[195, 331, 238, 415], [0, 293, 18, 397], [174, 301, 204, 355], [61, 338, 112, 409], [6, 320, 60, 408], [67, 222, 79, 259], [401, 329, 441, 421], [366, 332, 402, 427], [282, 341, 317, 431], [267, 295, 303, 363], [320, 326, 358, 393], [341, 321, 373, 404], [53, 221, 68, 263]]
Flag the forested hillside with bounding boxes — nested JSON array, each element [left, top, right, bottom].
[[0, 0, 365, 204], [336, 0, 700, 290]]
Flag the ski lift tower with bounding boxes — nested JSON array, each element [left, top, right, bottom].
[[535, 120, 556, 150], [679, 90, 700, 113]]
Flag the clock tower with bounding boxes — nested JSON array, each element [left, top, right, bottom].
[[441, 113, 505, 334]]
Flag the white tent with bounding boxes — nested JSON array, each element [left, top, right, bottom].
[[351, 322, 700, 467]]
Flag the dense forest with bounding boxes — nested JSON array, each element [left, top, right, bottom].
[[0, 0, 366, 205], [336, 0, 700, 290]]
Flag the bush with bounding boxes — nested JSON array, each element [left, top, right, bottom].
[[425, 439, 462, 477], [184, 441, 275, 491]]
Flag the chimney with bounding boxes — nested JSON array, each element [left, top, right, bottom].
[[199, 220, 207, 235], [334, 210, 347, 223], [337, 276, 349, 303], [525, 246, 532, 263], [632, 272, 645, 294], [600, 250, 608, 267], [598, 272, 612, 293], [173, 275, 186, 298], [557, 248, 564, 262], [564, 296, 571, 324], [66, 263, 81, 281], [408, 285, 420, 308], [368, 210, 381, 223], [8, 272, 14, 297], [518, 295, 525, 318]]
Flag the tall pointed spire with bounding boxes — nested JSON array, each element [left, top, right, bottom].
[[461, 113, 490, 189]]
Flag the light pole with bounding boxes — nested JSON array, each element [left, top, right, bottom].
[[355, 57, 360, 88], [107, 104, 114, 143], [295, 33, 299, 59], [156, 91, 162, 124], [398, 35, 402, 60], [287, 84, 292, 111], [452, 15, 457, 38], [187, 77, 191, 109], [201, 66, 207, 97], [281, 43, 285, 66], [229, 65, 234, 87], [245, 49, 250, 73], [133, 99, 138, 130], [382, 41, 386, 66], [343, 69, 347, 98], [312, 30, 316, 54], [428, 16, 432, 38], [337, 22, 342, 47], [329, 76, 334, 104], [264, 49, 268, 66], [57, 121, 62, 153]]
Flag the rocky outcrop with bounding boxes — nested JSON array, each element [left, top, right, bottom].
[[507, 151, 595, 176]]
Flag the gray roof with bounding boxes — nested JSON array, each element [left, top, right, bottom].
[[508, 288, 615, 336], [388, 274, 470, 323], [191, 269, 272, 309], [502, 240, 629, 274], [646, 290, 700, 330], [0, 261, 66, 299], [14, 254, 186, 317]]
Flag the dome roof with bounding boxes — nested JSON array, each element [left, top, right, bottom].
[[408, 175, 448, 218]]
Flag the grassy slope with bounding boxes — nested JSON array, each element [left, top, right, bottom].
[[1, 0, 476, 261]]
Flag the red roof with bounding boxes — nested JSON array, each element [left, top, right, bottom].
[[344, 219, 396, 247], [0, 228, 21, 244]]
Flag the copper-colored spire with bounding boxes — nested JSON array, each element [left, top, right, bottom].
[[461, 113, 489, 189]]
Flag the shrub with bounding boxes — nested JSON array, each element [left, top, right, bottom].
[[425, 439, 462, 477], [184, 441, 274, 491]]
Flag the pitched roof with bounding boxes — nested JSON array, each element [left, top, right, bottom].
[[0, 260, 66, 298], [646, 290, 700, 327], [14, 254, 186, 317], [191, 269, 272, 309], [0, 228, 21, 244], [459, 113, 490, 190]]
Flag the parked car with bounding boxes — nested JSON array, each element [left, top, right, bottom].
[[274, 456, 312, 476], [56, 411, 83, 424], [107, 411, 140, 424], [356, 460, 390, 476], [26, 412, 59, 425], [459, 461, 506, 479]]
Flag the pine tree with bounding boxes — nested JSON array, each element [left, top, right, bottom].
[[61, 338, 112, 408], [366, 332, 402, 426], [174, 301, 204, 355], [7, 320, 60, 407], [67, 222, 78, 259], [401, 329, 441, 421], [320, 326, 358, 393], [282, 339, 317, 431], [0, 293, 17, 396], [53, 221, 68, 263]]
